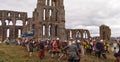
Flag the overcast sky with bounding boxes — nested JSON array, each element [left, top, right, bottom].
[[0, 0, 120, 37]]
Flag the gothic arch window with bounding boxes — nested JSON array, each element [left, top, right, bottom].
[[0, 20, 2, 26], [70, 30, 72, 38], [9, 21, 13, 25], [85, 31, 88, 39], [7, 29, 10, 37], [18, 14, 21, 18], [5, 20, 9, 25], [55, 25, 58, 36], [43, 9, 46, 21], [48, 25, 52, 36], [8, 13, 11, 17], [32, 24, 35, 29], [83, 31, 88, 39], [25, 21, 28, 25], [16, 20, 23, 26], [83, 31, 86, 39], [49, 9, 52, 20], [49, 0, 52, 6], [0, 13, 2, 17], [56, 10, 58, 21], [76, 31, 81, 39], [45, 0, 48, 5], [18, 29, 22, 38], [42, 25, 46, 36], [53, 0, 56, 6]]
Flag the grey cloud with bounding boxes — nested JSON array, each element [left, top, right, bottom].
[[65, 0, 120, 37], [0, 0, 120, 37]]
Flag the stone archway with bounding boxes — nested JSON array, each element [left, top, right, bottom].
[[66, 29, 91, 40], [16, 20, 23, 26], [0, 10, 27, 41]]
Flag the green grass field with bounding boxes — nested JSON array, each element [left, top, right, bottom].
[[0, 43, 115, 62]]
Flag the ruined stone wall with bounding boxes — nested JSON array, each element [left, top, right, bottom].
[[0, 0, 91, 41], [66, 29, 91, 40], [100, 25, 111, 41], [0, 10, 28, 41], [32, 0, 66, 41]]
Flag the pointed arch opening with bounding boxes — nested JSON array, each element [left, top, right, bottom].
[[18, 29, 22, 38], [83, 31, 86, 39], [76, 31, 81, 39], [18, 14, 21, 18], [45, 0, 48, 5], [5, 20, 9, 25], [43, 9, 46, 21], [42, 25, 46, 36], [56, 11, 58, 21], [0, 20, 2, 26], [83, 31, 88, 39], [55, 25, 58, 36], [70, 30, 72, 38], [32, 24, 35, 29], [8, 13, 11, 17], [48, 25, 52, 36], [85, 31, 88, 39], [9, 21, 13, 25], [7, 29, 10, 37], [49, 0, 52, 6], [16, 20, 23, 26], [49, 9, 52, 20], [25, 21, 28, 25], [53, 0, 56, 6]]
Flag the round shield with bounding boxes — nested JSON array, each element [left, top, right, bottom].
[[111, 42, 119, 53]]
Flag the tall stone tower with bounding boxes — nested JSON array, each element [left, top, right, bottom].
[[100, 25, 111, 41], [32, 0, 66, 41]]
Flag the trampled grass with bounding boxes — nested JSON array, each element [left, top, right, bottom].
[[0, 43, 115, 62]]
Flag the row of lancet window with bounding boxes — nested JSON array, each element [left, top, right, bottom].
[[0, 20, 27, 26], [0, 20, 2, 26], [42, 25, 58, 37], [43, 9, 52, 21], [69, 31, 89, 39], [6, 29, 22, 38], [7, 13, 21, 17], [45, 0, 56, 6]]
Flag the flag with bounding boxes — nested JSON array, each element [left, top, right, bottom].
[[22, 29, 34, 37]]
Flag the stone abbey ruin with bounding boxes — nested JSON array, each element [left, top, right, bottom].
[[0, 0, 111, 41]]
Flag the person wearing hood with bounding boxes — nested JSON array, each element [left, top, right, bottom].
[[62, 40, 81, 62], [95, 40, 107, 59]]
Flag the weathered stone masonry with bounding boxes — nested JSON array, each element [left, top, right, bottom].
[[0, 0, 91, 41], [0, 10, 28, 41]]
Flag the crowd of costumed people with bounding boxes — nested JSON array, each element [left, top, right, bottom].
[[2, 37, 120, 62]]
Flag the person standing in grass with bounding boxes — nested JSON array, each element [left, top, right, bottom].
[[62, 40, 80, 62], [95, 40, 107, 59], [29, 39, 34, 57], [38, 41, 45, 59], [50, 38, 61, 58]]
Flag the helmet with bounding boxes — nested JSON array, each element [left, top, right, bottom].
[[100, 40, 103, 42], [56, 38, 59, 40]]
